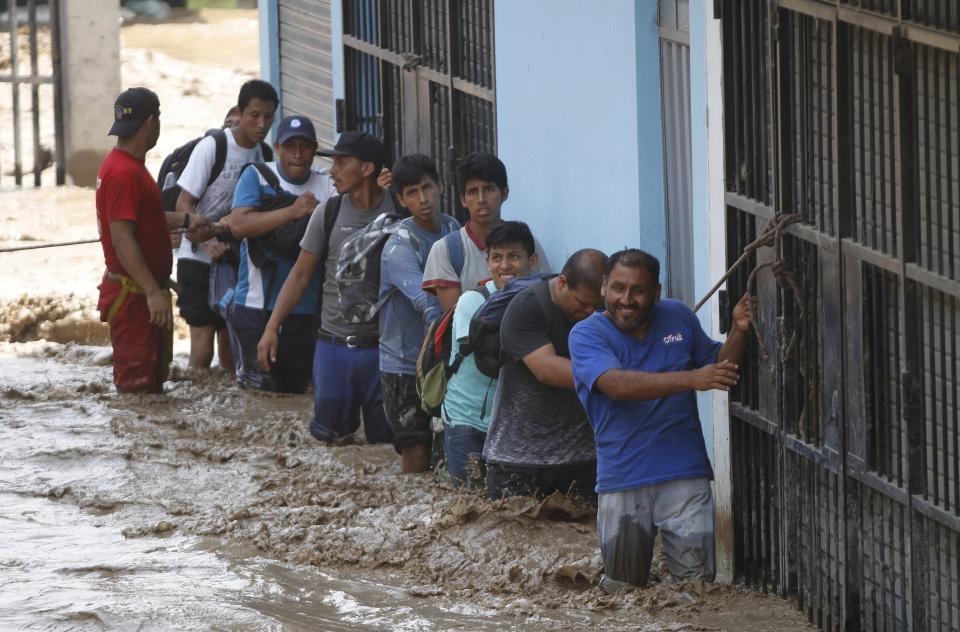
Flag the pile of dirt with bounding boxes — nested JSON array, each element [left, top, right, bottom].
[[0, 294, 107, 344]]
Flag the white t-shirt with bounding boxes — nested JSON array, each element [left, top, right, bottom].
[[176, 129, 266, 264], [421, 221, 550, 295]]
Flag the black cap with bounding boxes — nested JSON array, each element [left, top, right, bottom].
[[316, 131, 386, 165], [276, 115, 317, 144], [108, 87, 160, 137]]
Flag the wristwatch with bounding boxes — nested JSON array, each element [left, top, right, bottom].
[[182, 213, 191, 229]]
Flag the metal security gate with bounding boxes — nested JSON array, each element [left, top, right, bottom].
[[720, 0, 960, 629], [277, 0, 336, 149], [341, 0, 496, 219], [1, 0, 65, 187], [659, 0, 695, 305]]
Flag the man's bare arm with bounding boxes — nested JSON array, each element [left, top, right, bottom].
[[522, 343, 574, 389], [436, 286, 460, 313], [230, 192, 317, 239], [257, 249, 322, 369], [595, 362, 740, 402]]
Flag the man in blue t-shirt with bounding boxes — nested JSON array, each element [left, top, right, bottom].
[[378, 154, 459, 473], [226, 115, 334, 393], [569, 248, 753, 591]]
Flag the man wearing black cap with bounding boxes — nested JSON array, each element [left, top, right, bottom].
[[174, 79, 279, 372], [225, 115, 335, 392], [257, 131, 397, 445], [95, 87, 211, 393]]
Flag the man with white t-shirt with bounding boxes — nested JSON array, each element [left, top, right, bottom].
[[226, 115, 334, 393], [174, 80, 278, 369], [421, 153, 549, 312]]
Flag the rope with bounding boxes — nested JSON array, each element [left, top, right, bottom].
[[0, 238, 100, 253], [693, 213, 802, 360], [0, 228, 195, 254]]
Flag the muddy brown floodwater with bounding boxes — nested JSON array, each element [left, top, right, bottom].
[[0, 339, 815, 631]]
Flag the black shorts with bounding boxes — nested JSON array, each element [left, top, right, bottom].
[[485, 461, 597, 503], [176, 258, 225, 329], [380, 371, 432, 453], [227, 302, 313, 394]]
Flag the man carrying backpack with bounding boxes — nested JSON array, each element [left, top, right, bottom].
[[174, 79, 278, 370], [482, 249, 607, 501], [377, 154, 460, 473], [257, 131, 397, 445], [441, 221, 539, 486], [226, 115, 335, 392], [421, 153, 549, 312]]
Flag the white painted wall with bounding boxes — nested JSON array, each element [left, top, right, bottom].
[[58, 0, 120, 186], [690, 0, 733, 582]]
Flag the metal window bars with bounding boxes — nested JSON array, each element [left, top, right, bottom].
[[720, 0, 960, 629]]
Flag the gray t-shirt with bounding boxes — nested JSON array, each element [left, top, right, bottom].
[[299, 190, 397, 338], [482, 280, 597, 467]]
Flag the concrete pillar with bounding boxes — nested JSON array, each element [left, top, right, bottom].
[[58, 0, 120, 187]]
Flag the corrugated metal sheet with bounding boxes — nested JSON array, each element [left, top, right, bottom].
[[277, 0, 335, 149], [659, 34, 694, 305]]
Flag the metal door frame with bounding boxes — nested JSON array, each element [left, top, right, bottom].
[[1, 0, 65, 187], [720, 0, 960, 629]]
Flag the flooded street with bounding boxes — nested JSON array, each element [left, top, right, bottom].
[[0, 342, 814, 631]]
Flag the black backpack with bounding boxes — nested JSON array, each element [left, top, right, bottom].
[[468, 274, 555, 379], [240, 162, 343, 304], [155, 128, 274, 211]]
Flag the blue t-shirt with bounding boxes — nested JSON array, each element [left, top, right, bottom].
[[230, 163, 333, 314], [569, 299, 722, 494], [378, 215, 460, 374], [442, 280, 498, 431]]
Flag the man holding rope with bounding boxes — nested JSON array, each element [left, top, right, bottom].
[[96, 87, 211, 393], [569, 248, 753, 591]]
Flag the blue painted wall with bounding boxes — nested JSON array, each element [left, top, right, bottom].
[[494, 0, 666, 268], [258, 1, 280, 142]]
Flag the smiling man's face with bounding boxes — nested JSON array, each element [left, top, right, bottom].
[[487, 242, 535, 290], [603, 263, 660, 333]]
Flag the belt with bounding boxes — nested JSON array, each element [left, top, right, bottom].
[[102, 270, 174, 370], [316, 331, 379, 349]]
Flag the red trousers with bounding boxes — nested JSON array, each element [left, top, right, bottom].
[[98, 278, 169, 394]]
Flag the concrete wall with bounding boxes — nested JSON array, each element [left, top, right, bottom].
[[689, 0, 733, 582], [58, 0, 120, 187], [493, 0, 665, 268]]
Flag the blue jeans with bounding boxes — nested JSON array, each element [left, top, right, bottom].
[[444, 424, 487, 486], [310, 338, 392, 444]]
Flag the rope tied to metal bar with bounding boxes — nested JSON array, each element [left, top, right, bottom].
[[694, 213, 802, 360]]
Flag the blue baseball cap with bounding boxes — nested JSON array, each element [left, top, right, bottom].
[[276, 115, 317, 145]]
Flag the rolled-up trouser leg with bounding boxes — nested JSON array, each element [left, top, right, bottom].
[[597, 487, 657, 588], [654, 477, 715, 582]]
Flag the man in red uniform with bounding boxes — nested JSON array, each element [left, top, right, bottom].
[[96, 87, 210, 393]]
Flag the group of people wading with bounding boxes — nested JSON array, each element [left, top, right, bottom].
[[95, 81, 755, 591]]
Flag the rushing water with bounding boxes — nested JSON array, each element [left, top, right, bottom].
[[0, 342, 813, 631]]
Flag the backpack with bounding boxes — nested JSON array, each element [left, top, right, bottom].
[[468, 274, 554, 379], [231, 162, 341, 306], [334, 211, 407, 324], [442, 230, 467, 279], [155, 128, 274, 212], [416, 284, 491, 417], [243, 162, 308, 267]]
